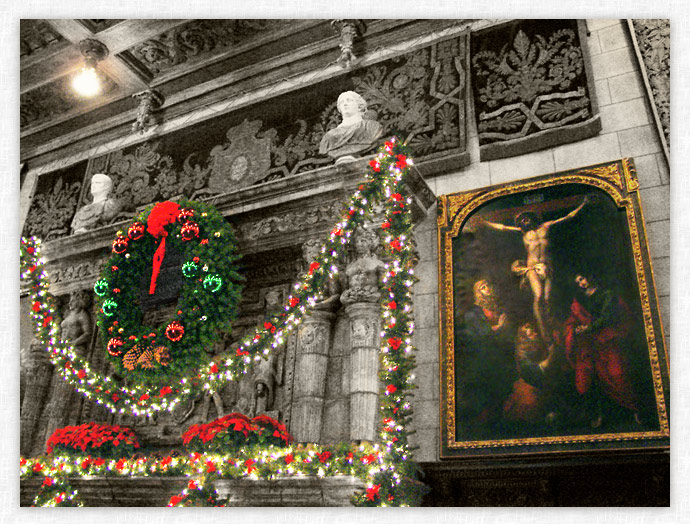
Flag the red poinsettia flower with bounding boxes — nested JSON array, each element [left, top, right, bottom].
[[387, 337, 402, 351], [42, 477, 53, 487], [32, 462, 43, 472], [77, 369, 86, 379], [210, 363, 219, 373], [308, 262, 320, 275], [284, 454, 295, 465], [331, 228, 343, 236], [395, 154, 408, 170], [390, 193, 402, 202], [390, 239, 403, 251], [42, 316, 53, 327], [362, 454, 377, 465], [159, 386, 173, 397], [236, 348, 250, 356], [366, 484, 381, 501], [317, 451, 331, 464], [32, 301, 41, 312], [188, 479, 198, 490], [245, 459, 257, 474], [169, 494, 186, 506], [289, 297, 300, 308], [205, 460, 217, 473], [386, 384, 397, 394], [369, 159, 381, 172]]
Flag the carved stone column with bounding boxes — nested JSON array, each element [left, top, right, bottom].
[[20, 340, 54, 456], [345, 302, 380, 443], [290, 311, 334, 443]]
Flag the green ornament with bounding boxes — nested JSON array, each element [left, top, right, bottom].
[[94, 279, 109, 296], [203, 274, 223, 293], [182, 261, 198, 278], [102, 298, 118, 317]]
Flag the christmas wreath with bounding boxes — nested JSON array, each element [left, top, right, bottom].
[[94, 199, 243, 384]]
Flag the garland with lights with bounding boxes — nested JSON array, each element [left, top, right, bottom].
[[94, 199, 243, 385], [21, 137, 425, 506]]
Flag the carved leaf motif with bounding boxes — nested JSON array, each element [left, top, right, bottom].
[[24, 176, 81, 240]]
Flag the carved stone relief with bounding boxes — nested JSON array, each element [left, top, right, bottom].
[[631, 19, 670, 153], [471, 20, 600, 160], [125, 20, 291, 77], [238, 203, 342, 241], [23, 175, 82, 241], [20, 20, 64, 57]]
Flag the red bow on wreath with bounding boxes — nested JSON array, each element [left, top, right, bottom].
[[147, 201, 180, 295]]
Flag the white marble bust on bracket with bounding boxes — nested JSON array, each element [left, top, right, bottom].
[[319, 91, 383, 164], [71, 173, 122, 235]]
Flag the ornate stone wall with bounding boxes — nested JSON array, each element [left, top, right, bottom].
[[631, 19, 670, 155]]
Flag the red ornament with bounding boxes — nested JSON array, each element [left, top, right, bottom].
[[181, 221, 200, 241], [177, 208, 195, 223], [386, 384, 397, 394], [32, 301, 41, 312], [390, 193, 402, 202], [113, 288, 120, 294], [112, 236, 129, 254], [210, 363, 219, 373], [165, 320, 185, 342], [111, 265, 118, 272], [112, 393, 120, 402], [193, 256, 200, 263], [381, 221, 391, 229], [289, 297, 300, 308], [106, 337, 124, 357], [388, 301, 397, 309], [127, 222, 145, 241], [77, 369, 86, 379]]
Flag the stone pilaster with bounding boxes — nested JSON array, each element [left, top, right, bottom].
[[290, 310, 334, 443], [20, 341, 54, 456], [345, 302, 380, 443]]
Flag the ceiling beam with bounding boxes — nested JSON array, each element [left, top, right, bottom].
[[21, 19, 190, 94]]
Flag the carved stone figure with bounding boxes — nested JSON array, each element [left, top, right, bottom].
[[319, 91, 383, 163], [71, 173, 122, 234], [59, 290, 93, 356], [20, 337, 54, 456], [341, 227, 385, 305], [43, 291, 94, 451], [302, 239, 341, 311], [342, 226, 385, 443]]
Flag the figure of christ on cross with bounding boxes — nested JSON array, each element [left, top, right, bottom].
[[479, 196, 590, 345]]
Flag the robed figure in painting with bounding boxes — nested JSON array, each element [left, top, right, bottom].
[[456, 279, 516, 436], [564, 273, 641, 428]]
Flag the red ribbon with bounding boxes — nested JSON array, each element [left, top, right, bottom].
[[146, 201, 180, 295]]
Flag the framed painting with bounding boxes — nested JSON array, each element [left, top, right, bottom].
[[438, 158, 670, 458]]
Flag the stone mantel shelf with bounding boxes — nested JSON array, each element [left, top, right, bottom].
[[28, 155, 434, 295], [20, 474, 366, 507]]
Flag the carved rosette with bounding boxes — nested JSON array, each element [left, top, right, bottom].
[[290, 311, 335, 443], [345, 302, 380, 443]]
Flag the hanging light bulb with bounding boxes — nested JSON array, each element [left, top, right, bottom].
[[73, 39, 109, 97]]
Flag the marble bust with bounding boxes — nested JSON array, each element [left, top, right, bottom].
[[319, 91, 383, 163], [71, 173, 122, 235]]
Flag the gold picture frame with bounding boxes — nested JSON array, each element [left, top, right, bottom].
[[438, 158, 669, 458]]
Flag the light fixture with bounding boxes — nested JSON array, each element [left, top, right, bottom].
[[73, 39, 109, 97]]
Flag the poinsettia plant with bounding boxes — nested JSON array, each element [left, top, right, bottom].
[[181, 413, 293, 453], [46, 422, 140, 458]]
